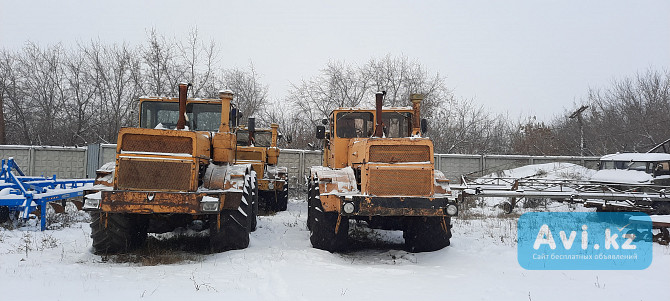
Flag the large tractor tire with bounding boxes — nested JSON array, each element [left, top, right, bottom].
[[249, 171, 258, 232], [209, 170, 252, 252], [652, 201, 670, 215], [91, 213, 147, 255], [309, 178, 349, 252], [404, 216, 452, 253], [0, 206, 9, 224], [306, 178, 318, 231], [276, 182, 289, 212]]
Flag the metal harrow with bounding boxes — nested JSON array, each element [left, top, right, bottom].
[[0, 158, 94, 230]]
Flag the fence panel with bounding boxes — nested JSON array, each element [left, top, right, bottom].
[[1, 144, 605, 186]]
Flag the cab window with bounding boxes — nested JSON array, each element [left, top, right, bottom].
[[237, 130, 272, 147], [382, 112, 412, 138], [336, 112, 373, 138], [140, 101, 221, 131]]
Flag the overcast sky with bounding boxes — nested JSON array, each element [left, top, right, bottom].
[[1, 0, 669, 121]]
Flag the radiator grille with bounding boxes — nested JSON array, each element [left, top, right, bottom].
[[117, 158, 193, 191], [369, 145, 431, 163], [367, 168, 432, 196], [121, 134, 193, 155]]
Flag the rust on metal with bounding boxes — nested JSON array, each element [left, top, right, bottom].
[[218, 90, 233, 133], [364, 164, 433, 196], [121, 134, 194, 154], [116, 157, 195, 191], [355, 196, 448, 217], [100, 190, 242, 214], [373, 92, 384, 137], [257, 179, 285, 191], [176, 83, 189, 129], [319, 194, 342, 212], [369, 144, 431, 163], [410, 93, 423, 135]]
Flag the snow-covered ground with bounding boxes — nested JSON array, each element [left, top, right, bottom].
[[480, 162, 597, 181], [1, 197, 668, 301]]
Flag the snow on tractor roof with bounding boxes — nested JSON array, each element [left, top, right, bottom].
[[599, 152, 670, 162]]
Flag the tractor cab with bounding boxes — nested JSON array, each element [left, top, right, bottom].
[[138, 97, 241, 131]]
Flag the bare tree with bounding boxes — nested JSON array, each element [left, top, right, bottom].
[[178, 28, 220, 97], [552, 69, 670, 155], [15, 43, 68, 145], [83, 42, 141, 142], [222, 64, 269, 123], [62, 48, 98, 145], [430, 98, 512, 154], [139, 29, 182, 97], [364, 55, 451, 118]]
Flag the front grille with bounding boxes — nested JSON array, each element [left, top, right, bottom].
[[367, 168, 432, 196], [117, 158, 193, 191], [369, 145, 431, 163], [121, 134, 193, 155]]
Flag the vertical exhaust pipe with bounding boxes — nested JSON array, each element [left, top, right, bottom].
[[219, 90, 234, 133], [374, 91, 385, 137], [247, 117, 256, 146], [410, 93, 423, 136], [176, 83, 191, 130]]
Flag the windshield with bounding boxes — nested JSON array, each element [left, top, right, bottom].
[[382, 112, 412, 138], [140, 101, 221, 131], [599, 160, 650, 172], [237, 130, 273, 147], [336, 112, 374, 138]]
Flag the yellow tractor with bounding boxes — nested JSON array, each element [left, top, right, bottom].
[[84, 83, 257, 254], [235, 121, 289, 212], [308, 92, 458, 252]]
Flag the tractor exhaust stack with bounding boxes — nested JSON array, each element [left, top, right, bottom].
[[374, 92, 385, 137], [410, 93, 423, 136], [218, 90, 234, 133], [176, 83, 190, 130]]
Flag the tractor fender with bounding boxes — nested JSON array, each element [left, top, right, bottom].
[[434, 170, 455, 199], [310, 166, 358, 195], [203, 163, 251, 192]]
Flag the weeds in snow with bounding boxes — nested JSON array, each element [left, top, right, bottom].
[[13, 232, 61, 257], [594, 276, 605, 289], [103, 232, 207, 266], [190, 273, 218, 292]]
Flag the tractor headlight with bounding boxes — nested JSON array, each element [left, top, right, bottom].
[[83, 198, 101, 210], [268, 182, 274, 190], [200, 202, 219, 212], [83, 192, 102, 210], [343, 202, 355, 214], [446, 204, 458, 216], [200, 196, 220, 212]]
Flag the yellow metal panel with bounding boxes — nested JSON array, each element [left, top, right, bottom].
[[212, 132, 235, 163]]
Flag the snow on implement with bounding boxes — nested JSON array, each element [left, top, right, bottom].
[[0, 157, 94, 230], [83, 84, 256, 254], [454, 153, 670, 215], [308, 92, 458, 252]]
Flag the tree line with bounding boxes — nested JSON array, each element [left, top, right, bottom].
[[1, 31, 669, 156]]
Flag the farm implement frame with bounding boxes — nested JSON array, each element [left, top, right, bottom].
[[0, 158, 94, 230]]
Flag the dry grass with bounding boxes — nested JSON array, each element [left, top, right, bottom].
[[102, 233, 208, 266]]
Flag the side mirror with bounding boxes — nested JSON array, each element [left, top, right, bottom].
[[322, 119, 328, 125], [421, 119, 428, 134], [316, 125, 325, 139]]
